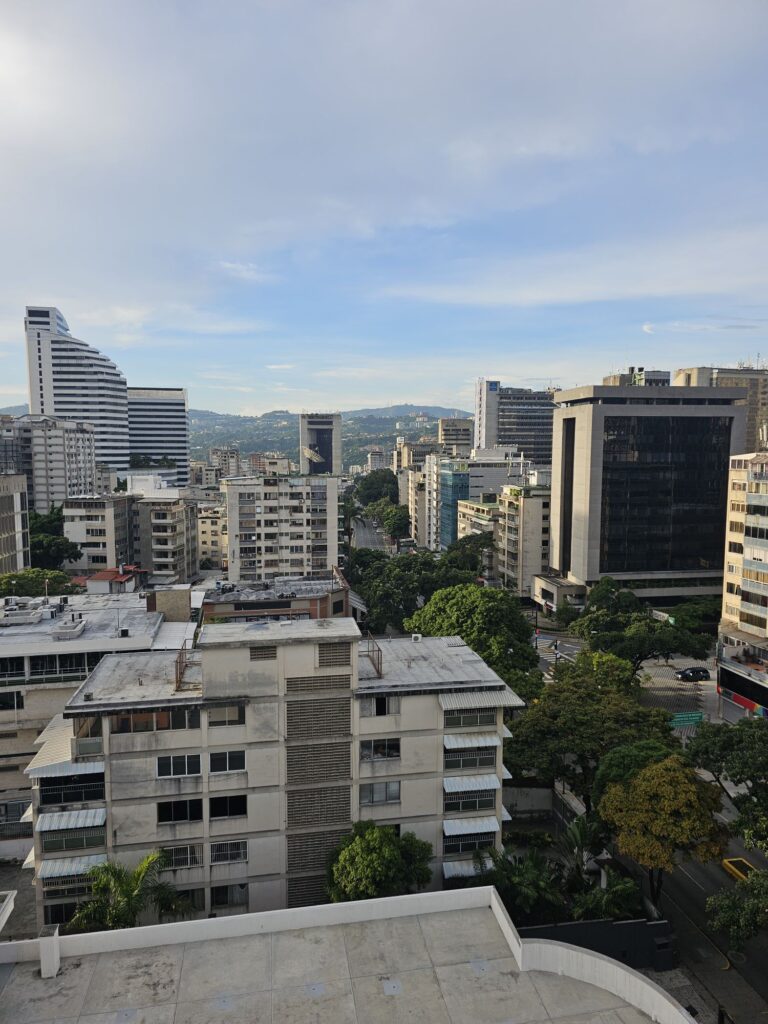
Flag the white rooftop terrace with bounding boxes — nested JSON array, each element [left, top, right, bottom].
[[66, 650, 202, 712], [198, 616, 362, 648], [0, 887, 692, 1024]]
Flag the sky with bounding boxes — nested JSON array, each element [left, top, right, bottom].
[[1, 0, 767, 415]]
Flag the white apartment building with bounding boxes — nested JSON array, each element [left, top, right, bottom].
[[299, 413, 342, 475], [366, 448, 386, 471], [496, 484, 551, 599], [198, 506, 227, 570], [64, 495, 134, 573], [224, 475, 340, 582], [0, 415, 97, 514], [0, 474, 30, 574], [190, 461, 221, 488], [25, 307, 130, 472], [25, 620, 518, 927], [128, 388, 190, 486]]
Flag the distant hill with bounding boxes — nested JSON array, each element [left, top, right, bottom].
[[0, 404, 29, 416], [341, 404, 472, 420]]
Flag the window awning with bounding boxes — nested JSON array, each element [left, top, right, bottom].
[[443, 733, 501, 750], [442, 855, 492, 879], [36, 809, 107, 832], [502, 765, 512, 781], [22, 848, 35, 870], [442, 816, 500, 837], [501, 805, 512, 822], [443, 774, 500, 794], [502, 725, 512, 739], [36, 854, 106, 880], [25, 714, 104, 779], [20, 804, 33, 823], [439, 688, 524, 711]]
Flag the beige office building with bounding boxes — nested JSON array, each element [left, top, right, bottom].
[[64, 495, 134, 573], [674, 366, 768, 453], [25, 621, 518, 927], [197, 506, 227, 571], [0, 474, 30, 574], [496, 484, 551, 599]]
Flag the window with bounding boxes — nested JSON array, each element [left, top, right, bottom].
[[157, 799, 203, 824], [444, 790, 496, 813], [209, 794, 247, 818], [360, 695, 400, 717], [211, 883, 248, 908], [318, 642, 351, 667], [444, 747, 496, 770], [111, 707, 200, 733], [360, 781, 400, 805], [249, 646, 276, 661], [0, 691, 23, 711], [360, 738, 400, 761], [157, 754, 201, 778], [443, 709, 495, 729], [209, 750, 246, 773], [208, 705, 246, 727], [211, 839, 248, 863], [176, 888, 206, 911], [443, 831, 496, 855], [162, 844, 203, 869]]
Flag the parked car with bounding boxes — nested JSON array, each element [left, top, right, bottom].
[[722, 857, 756, 883], [674, 666, 710, 682]]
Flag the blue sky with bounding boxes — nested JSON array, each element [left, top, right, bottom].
[[1, 0, 767, 414]]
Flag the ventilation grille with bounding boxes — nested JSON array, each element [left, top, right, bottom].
[[287, 828, 350, 873], [250, 646, 277, 661], [318, 642, 351, 667], [286, 698, 350, 739], [287, 786, 350, 827], [286, 742, 351, 784], [286, 673, 351, 693], [286, 874, 329, 908]]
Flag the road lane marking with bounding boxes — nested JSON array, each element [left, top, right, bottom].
[[677, 866, 707, 892]]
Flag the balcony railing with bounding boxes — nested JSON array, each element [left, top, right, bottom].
[[40, 783, 105, 805], [72, 736, 104, 758], [720, 646, 768, 682]]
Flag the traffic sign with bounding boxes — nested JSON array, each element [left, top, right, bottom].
[[670, 711, 704, 727]]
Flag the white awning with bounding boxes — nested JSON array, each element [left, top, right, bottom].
[[442, 816, 500, 837], [502, 765, 512, 781], [502, 725, 512, 739], [443, 733, 501, 750], [22, 848, 35, 870], [443, 774, 500, 794], [25, 714, 104, 779], [439, 688, 524, 711], [36, 809, 106, 832], [442, 855, 492, 879], [501, 805, 512, 822], [36, 854, 106, 880], [20, 804, 33, 823]]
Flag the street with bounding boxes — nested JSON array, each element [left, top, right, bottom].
[[351, 515, 390, 553], [534, 632, 584, 675]]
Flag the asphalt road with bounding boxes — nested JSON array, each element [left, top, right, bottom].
[[352, 515, 390, 552], [534, 632, 584, 674]]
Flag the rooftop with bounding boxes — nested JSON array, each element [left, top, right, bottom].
[[0, 887, 689, 1024], [203, 573, 346, 605], [65, 650, 202, 713], [198, 616, 362, 648], [555, 384, 745, 405]]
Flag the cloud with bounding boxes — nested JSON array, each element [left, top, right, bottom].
[[642, 317, 768, 335], [265, 363, 295, 370], [218, 261, 280, 284]]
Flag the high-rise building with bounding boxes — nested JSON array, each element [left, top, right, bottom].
[[717, 452, 768, 721], [0, 415, 97, 513], [495, 481, 551, 599], [674, 365, 768, 452], [63, 495, 135, 573], [127, 388, 190, 486], [25, 306, 130, 472], [549, 385, 745, 600], [299, 413, 342, 474], [0, 474, 30, 573], [474, 379, 555, 464], [25, 622, 518, 925], [224, 475, 340, 581]]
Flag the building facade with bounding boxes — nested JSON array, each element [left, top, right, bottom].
[[437, 418, 473, 450], [550, 385, 746, 599], [224, 475, 340, 582], [134, 494, 199, 584], [197, 506, 227, 570], [201, 571, 350, 623], [25, 306, 130, 472], [128, 388, 190, 486], [496, 484, 551, 599], [25, 621, 517, 927], [674, 365, 768, 453], [474, 379, 555, 464], [0, 474, 30, 574], [209, 446, 242, 479], [64, 495, 135, 573], [0, 415, 97, 514], [299, 413, 342, 475]]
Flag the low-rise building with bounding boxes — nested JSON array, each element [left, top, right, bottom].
[[201, 570, 351, 623], [0, 474, 30, 574], [25, 621, 519, 927], [63, 495, 135, 574]]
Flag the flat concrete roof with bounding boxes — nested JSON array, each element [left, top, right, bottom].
[[359, 635, 508, 694], [199, 617, 361, 648], [203, 574, 345, 605], [0, 893, 661, 1024], [555, 384, 745, 404], [66, 650, 202, 713]]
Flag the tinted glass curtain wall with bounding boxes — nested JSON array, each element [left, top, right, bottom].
[[439, 468, 469, 550], [599, 416, 732, 574]]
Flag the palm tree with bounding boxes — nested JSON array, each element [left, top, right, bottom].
[[475, 846, 565, 922], [571, 869, 643, 921], [554, 816, 604, 891], [67, 851, 188, 932]]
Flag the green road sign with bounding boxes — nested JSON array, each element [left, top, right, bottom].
[[670, 711, 704, 727]]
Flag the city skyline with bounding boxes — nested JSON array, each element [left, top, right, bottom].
[[1, 2, 767, 415]]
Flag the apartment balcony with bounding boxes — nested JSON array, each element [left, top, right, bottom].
[[719, 643, 768, 684], [39, 781, 106, 806], [71, 736, 104, 760]]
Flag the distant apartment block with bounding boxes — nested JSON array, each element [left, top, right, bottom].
[[0, 415, 97, 514], [602, 365, 670, 387], [200, 571, 351, 623], [133, 492, 199, 585], [247, 452, 293, 475], [198, 506, 227, 570], [25, 621, 518, 926], [366, 448, 386, 472], [209, 445, 242, 478], [128, 388, 190, 486], [64, 495, 134, 573], [474, 379, 555, 464], [25, 306, 130, 472], [224, 475, 340, 581], [190, 461, 221, 488], [0, 474, 30, 574], [438, 418, 473, 450], [674, 365, 768, 452], [496, 482, 551, 599], [299, 413, 342, 475]]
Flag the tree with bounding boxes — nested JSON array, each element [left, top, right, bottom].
[[554, 815, 605, 892], [582, 576, 641, 614], [327, 822, 432, 901], [347, 547, 389, 588], [505, 675, 674, 811], [592, 739, 672, 808], [29, 505, 65, 538], [571, 869, 643, 922], [0, 568, 80, 597], [558, 651, 640, 698], [66, 851, 188, 932], [355, 469, 399, 507], [474, 846, 565, 924], [382, 504, 410, 539], [599, 755, 725, 906], [199, 557, 214, 570], [688, 718, 768, 853], [30, 533, 82, 570], [443, 533, 494, 574], [573, 614, 710, 674], [707, 870, 768, 949], [364, 496, 394, 523]]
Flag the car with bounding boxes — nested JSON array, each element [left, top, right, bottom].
[[674, 666, 710, 682], [722, 857, 756, 883]]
